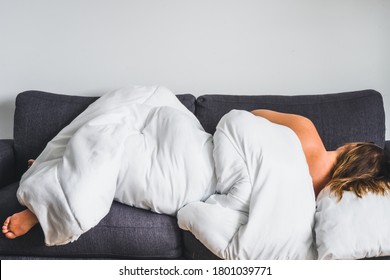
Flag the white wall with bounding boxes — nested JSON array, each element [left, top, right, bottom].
[[1, 0, 389, 139]]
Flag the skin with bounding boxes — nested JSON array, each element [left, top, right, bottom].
[[2, 209, 38, 239], [2, 111, 342, 239], [251, 110, 340, 196]]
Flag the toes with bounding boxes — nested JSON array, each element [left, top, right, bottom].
[[4, 231, 17, 239], [2, 217, 11, 234], [2, 226, 8, 234], [2, 216, 18, 238]]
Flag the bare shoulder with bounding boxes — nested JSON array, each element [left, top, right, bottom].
[[250, 109, 326, 155], [251, 110, 331, 191]]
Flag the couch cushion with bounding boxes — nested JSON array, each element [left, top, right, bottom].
[[0, 182, 182, 259], [181, 231, 221, 260], [13, 90, 196, 177], [0, 140, 16, 188], [195, 90, 385, 151]]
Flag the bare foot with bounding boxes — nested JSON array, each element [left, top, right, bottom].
[[2, 209, 38, 239]]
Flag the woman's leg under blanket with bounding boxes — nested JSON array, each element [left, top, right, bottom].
[[17, 110, 135, 245]]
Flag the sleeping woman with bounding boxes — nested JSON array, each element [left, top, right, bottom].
[[3, 109, 390, 240], [251, 110, 390, 198]]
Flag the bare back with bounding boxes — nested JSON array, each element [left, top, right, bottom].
[[251, 110, 337, 195]]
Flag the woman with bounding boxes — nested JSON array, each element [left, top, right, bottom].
[[3, 110, 390, 240], [251, 109, 390, 198]]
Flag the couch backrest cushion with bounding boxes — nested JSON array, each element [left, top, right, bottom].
[[13, 90, 196, 176], [195, 90, 385, 151]]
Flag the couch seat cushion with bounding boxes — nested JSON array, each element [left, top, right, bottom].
[[181, 231, 221, 260], [0, 182, 182, 259]]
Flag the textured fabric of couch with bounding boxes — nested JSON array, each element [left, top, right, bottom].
[[195, 90, 385, 150], [0, 89, 388, 259]]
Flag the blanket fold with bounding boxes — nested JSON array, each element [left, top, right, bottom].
[[178, 110, 316, 259]]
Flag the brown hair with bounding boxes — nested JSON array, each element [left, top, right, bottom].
[[327, 142, 390, 200]]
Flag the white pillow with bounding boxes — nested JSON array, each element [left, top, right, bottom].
[[315, 187, 390, 259]]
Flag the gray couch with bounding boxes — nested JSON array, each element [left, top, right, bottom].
[[0, 89, 389, 259]]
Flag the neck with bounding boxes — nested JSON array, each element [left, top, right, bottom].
[[314, 150, 339, 197], [327, 150, 339, 167]]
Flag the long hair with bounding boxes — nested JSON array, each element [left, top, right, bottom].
[[327, 142, 390, 200]]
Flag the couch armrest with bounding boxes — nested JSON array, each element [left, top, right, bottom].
[[0, 139, 17, 188], [385, 140, 390, 152]]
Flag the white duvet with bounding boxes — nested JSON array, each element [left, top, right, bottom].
[[178, 110, 317, 259], [17, 86, 216, 246]]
